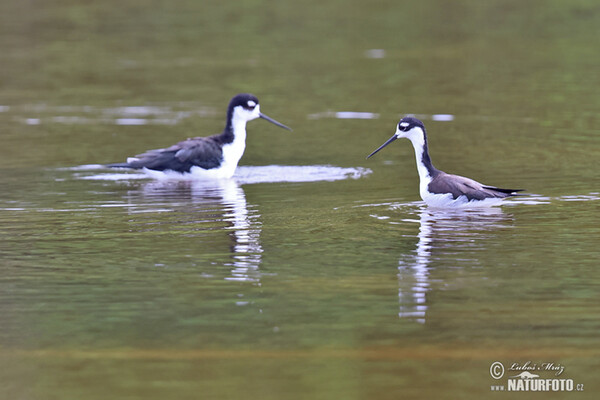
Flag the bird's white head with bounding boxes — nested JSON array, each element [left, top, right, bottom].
[[366, 116, 427, 159], [227, 93, 291, 131], [229, 93, 261, 123], [394, 117, 426, 141]]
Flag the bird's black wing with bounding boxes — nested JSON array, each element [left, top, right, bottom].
[[114, 136, 224, 172]]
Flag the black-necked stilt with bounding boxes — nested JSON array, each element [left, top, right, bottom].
[[367, 117, 523, 207], [107, 93, 291, 178]]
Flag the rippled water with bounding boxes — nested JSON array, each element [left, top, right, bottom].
[[1, 1, 600, 399], [73, 165, 371, 184]]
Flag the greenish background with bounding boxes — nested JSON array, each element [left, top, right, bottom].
[[1, 0, 599, 399]]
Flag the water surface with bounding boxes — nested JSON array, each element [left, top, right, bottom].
[[1, 1, 599, 399]]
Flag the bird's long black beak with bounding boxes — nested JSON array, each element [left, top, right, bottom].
[[366, 135, 398, 159], [259, 113, 292, 131]]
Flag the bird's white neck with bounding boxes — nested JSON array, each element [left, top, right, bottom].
[[403, 128, 439, 202], [218, 115, 248, 178], [231, 114, 248, 143], [405, 130, 432, 181]]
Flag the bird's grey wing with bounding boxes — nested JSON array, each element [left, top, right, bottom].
[[429, 173, 508, 200], [130, 137, 223, 172]]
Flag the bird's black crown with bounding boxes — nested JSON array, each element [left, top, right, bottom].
[[229, 93, 259, 111], [398, 117, 425, 132]]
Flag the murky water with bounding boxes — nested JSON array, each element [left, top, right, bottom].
[[1, 1, 599, 399]]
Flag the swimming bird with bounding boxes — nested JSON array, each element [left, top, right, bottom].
[[107, 93, 291, 178], [367, 117, 522, 207]]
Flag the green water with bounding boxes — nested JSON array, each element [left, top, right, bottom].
[[1, 1, 599, 399]]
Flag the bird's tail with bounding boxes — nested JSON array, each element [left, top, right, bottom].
[[106, 162, 135, 169], [484, 186, 524, 196]]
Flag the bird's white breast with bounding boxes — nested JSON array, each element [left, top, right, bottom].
[[219, 118, 248, 178]]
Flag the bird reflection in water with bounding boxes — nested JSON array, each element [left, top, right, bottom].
[[129, 178, 263, 283], [217, 180, 263, 283], [396, 205, 513, 324]]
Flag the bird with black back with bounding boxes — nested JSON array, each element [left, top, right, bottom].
[[108, 93, 291, 179]]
